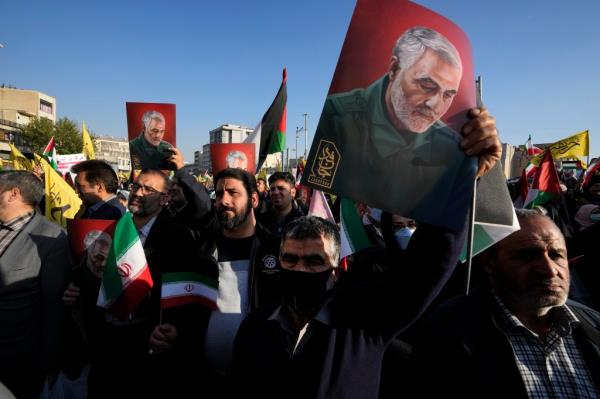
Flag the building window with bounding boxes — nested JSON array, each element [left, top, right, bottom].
[[40, 100, 53, 115]]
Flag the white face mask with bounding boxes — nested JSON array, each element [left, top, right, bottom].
[[394, 227, 415, 250], [590, 214, 600, 222]]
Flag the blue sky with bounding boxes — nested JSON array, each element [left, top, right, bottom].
[[1, 0, 599, 163]]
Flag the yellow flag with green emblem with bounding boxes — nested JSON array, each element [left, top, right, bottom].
[[9, 143, 33, 170], [35, 154, 82, 227], [82, 121, 96, 160], [530, 130, 589, 168]]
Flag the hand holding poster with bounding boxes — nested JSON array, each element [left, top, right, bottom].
[[302, 0, 478, 230], [126, 102, 177, 172]]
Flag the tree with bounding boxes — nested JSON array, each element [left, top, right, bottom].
[[20, 116, 83, 154]]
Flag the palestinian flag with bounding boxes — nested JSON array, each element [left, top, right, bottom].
[[339, 198, 371, 259], [161, 272, 218, 310], [524, 150, 562, 209], [97, 213, 153, 319], [513, 163, 536, 208], [460, 161, 520, 262], [244, 68, 287, 172], [42, 136, 58, 170]]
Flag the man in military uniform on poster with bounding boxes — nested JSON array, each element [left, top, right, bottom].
[[307, 26, 495, 229], [129, 110, 174, 171]]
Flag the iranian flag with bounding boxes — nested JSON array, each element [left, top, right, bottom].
[[244, 68, 287, 172], [97, 213, 153, 319], [339, 198, 371, 259], [526, 134, 543, 156], [42, 136, 58, 170], [161, 272, 218, 310], [524, 150, 562, 209]]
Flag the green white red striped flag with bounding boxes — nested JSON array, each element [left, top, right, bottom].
[[161, 272, 218, 310], [42, 136, 58, 170], [97, 213, 153, 319], [339, 198, 371, 259]]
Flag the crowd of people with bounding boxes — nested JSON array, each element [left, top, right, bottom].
[[1, 104, 600, 399]]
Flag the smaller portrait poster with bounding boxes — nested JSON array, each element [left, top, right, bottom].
[[126, 102, 176, 172], [302, 0, 478, 230], [210, 143, 256, 175], [67, 219, 117, 278]]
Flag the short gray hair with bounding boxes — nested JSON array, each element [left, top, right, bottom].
[[226, 151, 248, 168], [141, 110, 165, 129], [393, 26, 462, 72], [281, 216, 341, 266], [83, 230, 112, 250], [0, 171, 44, 207]]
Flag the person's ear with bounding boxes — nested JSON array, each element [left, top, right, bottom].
[[388, 56, 400, 80], [290, 186, 296, 198], [251, 191, 259, 209]]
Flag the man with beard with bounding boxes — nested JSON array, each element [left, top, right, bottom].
[[83, 230, 112, 278], [165, 167, 281, 396], [308, 26, 499, 229], [63, 169, 217, 398], [410, 209, 600, 398]]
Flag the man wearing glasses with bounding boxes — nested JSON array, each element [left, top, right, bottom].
[[64, 168, 217, 397]]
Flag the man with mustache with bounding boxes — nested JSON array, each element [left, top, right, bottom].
[[64, 169, 216, 398], [165, 166, 281, 396], [310, 26, 500, 229], [410, 209, 600, 397]]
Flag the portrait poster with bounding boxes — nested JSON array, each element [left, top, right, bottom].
[[67, 219, 117, 278], [210, 143, 256, 175], [302, 0, 478, 230], [126, 102, 176, 172]]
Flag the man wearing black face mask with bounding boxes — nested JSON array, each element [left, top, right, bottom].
[[233, 215, 465, 399], [63, 169, 217, 398]]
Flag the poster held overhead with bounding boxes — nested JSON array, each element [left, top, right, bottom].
[[126, 102, 176, 172], [210, 143, 256, 175], [302, 0, 477, 230]]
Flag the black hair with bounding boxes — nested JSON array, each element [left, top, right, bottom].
[[268, 171, 295, 188], [214, 168, 257, 197], [71, 160, 119, 194]]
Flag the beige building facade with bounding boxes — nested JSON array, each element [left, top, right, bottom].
[[0, 86, 57, 166], [94, 136, 131, 172]]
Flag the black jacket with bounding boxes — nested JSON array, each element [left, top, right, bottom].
[[233, 222, 465, 399], [410, 288, 600, 398], [175, 169, 283, 311], [81, 196, 126, 220]]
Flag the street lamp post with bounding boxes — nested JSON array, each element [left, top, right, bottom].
[[302, 113, 308, 158], [295, 126, 302, 168]]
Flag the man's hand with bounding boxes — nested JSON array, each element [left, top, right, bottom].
[[62, 283, 80, 306], [169, 147, 185, 170], [149, 323, 178, 353], [461, 107, 501, 177]]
